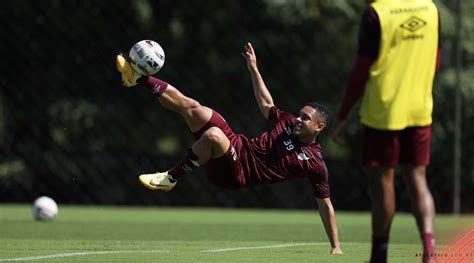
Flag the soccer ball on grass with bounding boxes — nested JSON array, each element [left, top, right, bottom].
[[32, 196, 58, 221], [128, 40, 165, 75]]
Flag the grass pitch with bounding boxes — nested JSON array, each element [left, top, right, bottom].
[[0, 205, 472, 262]]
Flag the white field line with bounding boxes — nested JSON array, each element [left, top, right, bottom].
[[201, 242, 328, 253], [0, 242, 393, 261], [0, 250, 169, 262]]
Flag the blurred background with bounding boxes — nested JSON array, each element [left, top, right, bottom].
[[0, 0, 472, 213]]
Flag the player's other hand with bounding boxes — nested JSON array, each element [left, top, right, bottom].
[[330, 247, 344, 255], [331, 118, 347, 145], [241, 42, 257, 71]]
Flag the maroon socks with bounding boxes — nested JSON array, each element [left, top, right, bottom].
[[421, 232, 435, 262], [137, 76, 168, 97], [168, 149, 200, 179]]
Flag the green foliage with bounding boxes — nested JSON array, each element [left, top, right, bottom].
[[0, 0, 472, 211]]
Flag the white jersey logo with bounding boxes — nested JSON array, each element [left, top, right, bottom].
[[230, 145, 237, 161], [151, 84, 162, 94], [297, 151, 311, 161]]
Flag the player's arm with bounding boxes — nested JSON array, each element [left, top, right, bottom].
[[241, 42, 275, 120], [316, 197, 343, 255], [331, 7, 378, 144]]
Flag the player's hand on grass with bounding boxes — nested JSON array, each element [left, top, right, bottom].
[[331, 118, 347, 145], [330, 247, 344, 255], [241, 42, 257, 71]]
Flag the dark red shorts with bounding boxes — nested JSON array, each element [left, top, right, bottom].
[[192, 111, 246, 189], [362, 125, 431, 167]]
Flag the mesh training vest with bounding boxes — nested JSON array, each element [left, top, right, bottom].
[[360, 0, 438, 130]]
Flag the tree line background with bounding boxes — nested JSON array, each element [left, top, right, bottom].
[[1, 0, 472, 213]]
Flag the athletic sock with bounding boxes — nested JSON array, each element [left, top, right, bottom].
[[137, 76, 168, 97], [168, 149, 200, 179], [370, 235, 389, 263], [421, 232, 435, 262]]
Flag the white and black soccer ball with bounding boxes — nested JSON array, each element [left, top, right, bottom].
[[128, 40, 165, 76], [32, 196, 58, 221]]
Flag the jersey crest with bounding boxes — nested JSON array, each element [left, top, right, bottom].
[[297, 149, 312, 161]]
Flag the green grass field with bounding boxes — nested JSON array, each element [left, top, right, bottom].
[[0, 205, 472, 262]]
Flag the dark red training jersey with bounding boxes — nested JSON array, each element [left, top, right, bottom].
[[195, 107, 331, 198], [239, 107, 330, 198]]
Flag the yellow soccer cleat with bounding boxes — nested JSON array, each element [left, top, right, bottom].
[[116, 54, 141, 87], [139, 172, 177, 192]]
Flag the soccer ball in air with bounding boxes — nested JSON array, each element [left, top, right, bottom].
[[32, 196, 58, 221], [129, 40, 165, 75]]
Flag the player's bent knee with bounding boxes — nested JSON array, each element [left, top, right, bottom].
[[201, 127, 230, 158], [201, 127, 226, 144]]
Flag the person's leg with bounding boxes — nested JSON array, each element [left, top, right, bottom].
[[400, 125, 435, 262], [139, 127, 230, 191], [117, 55, 227, 190], [403, 165, 436, 262], [116, 54, 212, 132], [369, 167, 396, 263], [137, 76, 213, 132], [167, 127, 230, 179], [362, 126, 400, 263]]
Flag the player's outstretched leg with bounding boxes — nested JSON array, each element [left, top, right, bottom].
[[138, 76, 213, 133], [117, 55, 227, 191], [369, 167, 396, 263], [116, 54, 212, 132], [139, 127, 230, 191]]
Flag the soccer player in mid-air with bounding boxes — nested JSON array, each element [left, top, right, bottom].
[[116, 42, 343, 254]]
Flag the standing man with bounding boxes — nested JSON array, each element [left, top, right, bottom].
[[117, 42, 343, 254], [332, 0, 440, 262]]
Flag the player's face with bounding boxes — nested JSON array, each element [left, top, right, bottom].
[[294, 106, 326, 140]]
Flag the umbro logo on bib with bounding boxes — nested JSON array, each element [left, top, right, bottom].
[[400, 16, 426, 32]]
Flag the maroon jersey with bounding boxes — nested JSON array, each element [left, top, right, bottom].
[[194, 107, 330, 198]]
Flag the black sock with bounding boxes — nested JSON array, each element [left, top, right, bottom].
[[370, 235, 389, 263]]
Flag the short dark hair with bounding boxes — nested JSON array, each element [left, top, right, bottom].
[[305, 102, 330, 124]]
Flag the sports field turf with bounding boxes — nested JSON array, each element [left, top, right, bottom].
[[0, 205, 472, 262]]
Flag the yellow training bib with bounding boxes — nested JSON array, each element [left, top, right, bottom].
[[360, 0, 438, 130]]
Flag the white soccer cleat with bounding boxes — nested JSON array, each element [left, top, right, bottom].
[[138, 172, 177, 192]]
